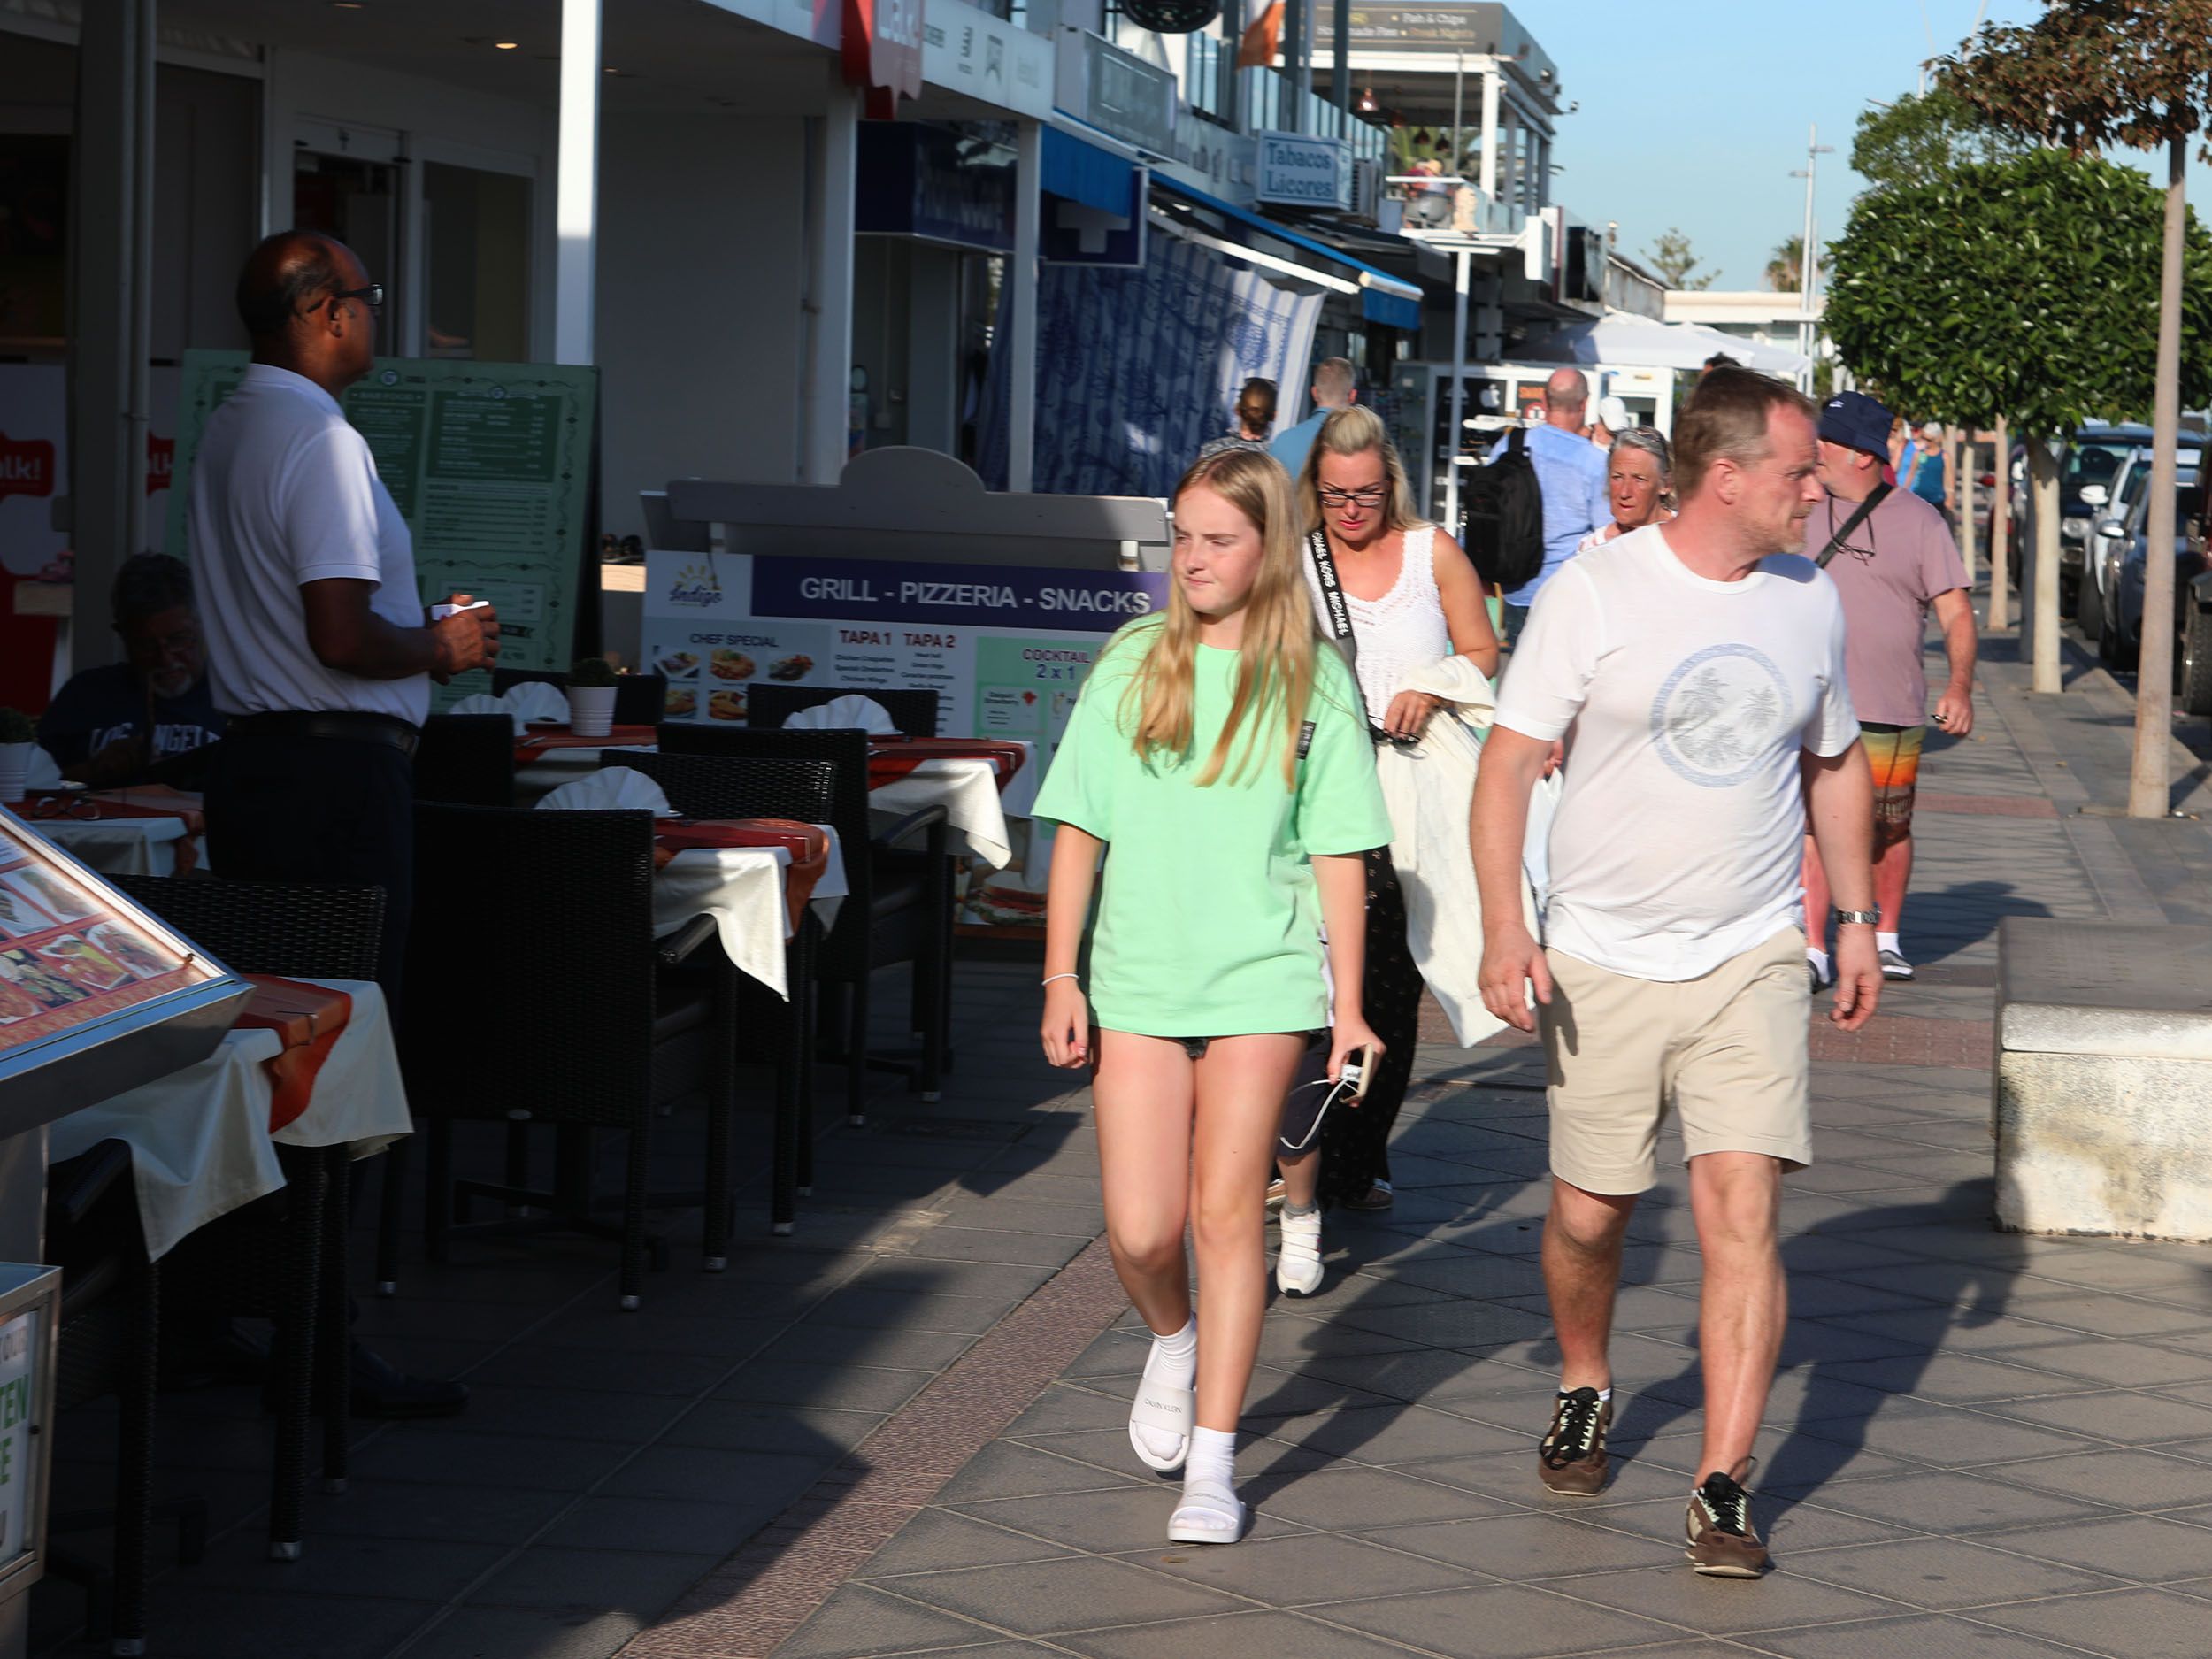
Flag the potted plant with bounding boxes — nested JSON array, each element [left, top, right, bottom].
[[565, 657, 618, 738], [0, 709, 35, 804]]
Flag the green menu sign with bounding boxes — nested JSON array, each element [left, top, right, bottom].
[[165, 351, 599, 702]]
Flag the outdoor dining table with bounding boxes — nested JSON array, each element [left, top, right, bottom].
[[650, 818, 847, 1001], [7, 787, 207, 876], [864, 737, 1037, 870], [511, 722, 658, 797], [46, 977, 411, 1259]]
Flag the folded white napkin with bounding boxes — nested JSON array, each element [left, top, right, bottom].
[[784, 694, 897, 734], [533, 764, 673, 817], [26, 748, 63, 791], [447, 691, 527, 735], [504, 680, 570, 725]]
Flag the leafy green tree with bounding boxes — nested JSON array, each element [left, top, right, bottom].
[[1647, 228, 1713, 291], [1849, 86, 2028, 190], [1942, 0, 2212, 808]]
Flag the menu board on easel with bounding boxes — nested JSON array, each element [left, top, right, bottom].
[[165, 350, 599, 706]]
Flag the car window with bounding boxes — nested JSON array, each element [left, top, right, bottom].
[[2065, 442, 2133, 486]]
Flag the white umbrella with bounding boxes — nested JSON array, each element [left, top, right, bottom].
[[1519, 311, 1809, 377]]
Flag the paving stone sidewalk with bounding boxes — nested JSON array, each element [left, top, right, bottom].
[[731, 628, 2212, 1659]]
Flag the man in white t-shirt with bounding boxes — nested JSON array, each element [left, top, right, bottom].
[[189, 231, 498, 1420], [1471, 369, 1881, 1579]]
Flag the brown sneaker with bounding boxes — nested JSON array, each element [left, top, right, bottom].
[[1685, 1467, 1769, 1578], [1538, 1386, 1612, 1494]]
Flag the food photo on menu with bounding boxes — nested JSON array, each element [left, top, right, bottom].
[[8, 865, 96, 924], [709, 689, 747, 722], [35, 935, 133, 994], [664, 688, 698, 719], [657, 650, 699, 680], [0, 882, 55, 939], [0, 972, 42, 1025], [710, 649, 755, 681], [87, 923, 174, 979], [0, 948, 88, 1012]]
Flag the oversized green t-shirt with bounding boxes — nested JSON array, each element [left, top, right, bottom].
[[1033, 618, 1393, 1037]]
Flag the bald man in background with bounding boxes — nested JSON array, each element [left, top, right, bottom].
[[1490, 368, 1614, 645], [189, 231, 497, 1417]]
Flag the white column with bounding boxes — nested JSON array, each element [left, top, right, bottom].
[[1008, 120, 1043, 493], [1442, 250, 1470, 530], [803, 88, 860, 484], [1478, 71, 1500, 205], [68, 0, 155, 674], [553, 0, 601, 365]]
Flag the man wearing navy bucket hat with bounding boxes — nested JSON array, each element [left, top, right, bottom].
[[1801, 389, 1977, 990]]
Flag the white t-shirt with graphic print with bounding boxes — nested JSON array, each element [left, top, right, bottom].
[[1494, 525, 1860, 982]]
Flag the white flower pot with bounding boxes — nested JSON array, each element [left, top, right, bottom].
[[566, 685, 617, 739], [0, 741, 32, 804]]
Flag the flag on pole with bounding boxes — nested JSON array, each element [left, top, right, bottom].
[[1237, 1, 1284, 68]]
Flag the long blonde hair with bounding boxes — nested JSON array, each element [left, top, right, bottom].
[[1124, 448, 1318, 788], [1297, 405, 1423, 535]]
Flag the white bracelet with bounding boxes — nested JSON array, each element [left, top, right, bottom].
[[1041, 972, 1081, 988]]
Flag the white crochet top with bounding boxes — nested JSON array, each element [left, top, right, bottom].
[[1302, 525, 1449, 727]]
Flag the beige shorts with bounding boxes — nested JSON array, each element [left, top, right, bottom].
[[1541, 926, 1811, 1195]]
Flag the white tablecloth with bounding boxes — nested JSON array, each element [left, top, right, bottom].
[[48, 979, 411, 1259], [869, 742, 1036, 872], [652, 831, 848, 1001], [30, 814, 195, 876]]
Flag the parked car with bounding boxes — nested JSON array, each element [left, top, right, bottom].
[[2047, 424, 2154, 616], [2081, 443, 2204, 646], [2187, 567, 2212, 717], [2101, 471, 2208, 701]]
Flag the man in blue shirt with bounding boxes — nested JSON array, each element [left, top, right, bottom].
[[38, 553, 225, 787], [1270, 357, 1356, 480], [1488, 368, 1612, 643]]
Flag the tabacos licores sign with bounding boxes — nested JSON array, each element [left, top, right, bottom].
[[1256, 132, 1350, 211], [0, 434, 55, 503], [843, 0, 925, 119]]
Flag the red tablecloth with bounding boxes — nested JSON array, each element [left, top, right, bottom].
[[655, 819, 830, 930], [513, 723, 658, 762], [7, 791, 205, 833], [866, 738, 1028, 792]]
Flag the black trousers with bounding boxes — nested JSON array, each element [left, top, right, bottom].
[[204, 730, 414, 1010], [1319, 846, 1422, 1203]]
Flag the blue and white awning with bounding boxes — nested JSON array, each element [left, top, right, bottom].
[[1149, 175, 1424, 330]]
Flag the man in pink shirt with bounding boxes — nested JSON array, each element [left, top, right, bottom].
[[1801, 392, 1977, 986]]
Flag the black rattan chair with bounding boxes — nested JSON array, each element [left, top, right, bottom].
[[109, 874, 385, 1563], [403, 804, 727, 1305], [657, 727, 950, 1120], [415, 713, 518, 806], [493, 668, 668, 728], [745, 685, 940, 736], [620, 752, 838, 1233]]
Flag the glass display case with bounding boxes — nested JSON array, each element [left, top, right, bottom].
[[0, 809, 252, 1136]]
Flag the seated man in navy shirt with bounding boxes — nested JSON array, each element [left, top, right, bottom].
[[39, 553, 225, 787]]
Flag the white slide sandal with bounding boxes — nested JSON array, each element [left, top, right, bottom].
[[1166, 1479, 1246, 1545], [1128, 1372, 1194, 1473]]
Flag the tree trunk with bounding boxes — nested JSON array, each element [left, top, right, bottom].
[[1989, 416, 2010, 631], [2032, 437, 2062, 694], [2128, 128, 2187, 818], [1955, 430, 1976, 588]]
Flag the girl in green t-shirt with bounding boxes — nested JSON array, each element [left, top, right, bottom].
[[1033, 447, 1392, 1547]]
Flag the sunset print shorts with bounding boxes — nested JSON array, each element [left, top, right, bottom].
[[1861, 721, 1924, 849]]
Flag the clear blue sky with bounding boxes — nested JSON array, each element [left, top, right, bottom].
[[1539, 0, 2212, 292]]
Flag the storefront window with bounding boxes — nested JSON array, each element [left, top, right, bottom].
[[0, 134, 70, 352], [422, 162, 532, 362]]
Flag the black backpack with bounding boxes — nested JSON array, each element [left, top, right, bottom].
[[1461, 427, 1547, 591]]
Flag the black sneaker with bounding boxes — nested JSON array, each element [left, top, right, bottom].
[[1685, 1465, 1768, 1577], [1538, 1386, 1612, 1494]]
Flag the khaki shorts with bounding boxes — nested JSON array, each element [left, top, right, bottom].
[[1541, 926, 1811, 1195]]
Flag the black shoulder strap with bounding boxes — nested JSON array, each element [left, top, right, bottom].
[[1816, 482, 1892, 568], [1509, 426, 1527, 459]]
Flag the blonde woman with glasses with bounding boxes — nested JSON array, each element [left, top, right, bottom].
[[1267, 407, 1509, 1279], [1034, 447, 1391, 1545]]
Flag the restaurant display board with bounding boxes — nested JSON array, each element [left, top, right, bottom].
[[165, 351, 599, 705], [642, 550, 1167, 930]]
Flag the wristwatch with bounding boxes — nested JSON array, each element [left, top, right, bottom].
[[1832, 909, 1880, 926]]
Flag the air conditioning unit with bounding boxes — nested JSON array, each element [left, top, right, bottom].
[[1348, 158, 1384, 221]]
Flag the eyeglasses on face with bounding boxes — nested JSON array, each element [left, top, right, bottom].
[[323, 283, 385, 314], [1317, 484, 1389, 509]]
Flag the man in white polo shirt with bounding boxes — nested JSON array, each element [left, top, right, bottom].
[[192, 230, 498, 999], [189, 231, 497, 1420], [1471, 369, 1881, 1579]]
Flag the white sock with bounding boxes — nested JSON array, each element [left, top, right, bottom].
[[1186, 1425, 1236, 1490], [1134, 1317, 1196, 1462], [1877, 932, 1901, 956], [1806, 947, 1831, 979]]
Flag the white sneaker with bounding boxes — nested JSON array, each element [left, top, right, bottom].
[[1276, 1208, 1324, 1296], [1878, 948, 1916, 981]]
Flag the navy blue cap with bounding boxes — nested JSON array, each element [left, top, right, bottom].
[[1819, 390, 1893, 460]]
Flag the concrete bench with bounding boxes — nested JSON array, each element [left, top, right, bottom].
[[1994, 917, 2212, 1239]]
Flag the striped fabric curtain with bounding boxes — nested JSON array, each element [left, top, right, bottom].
[[981, 234, 1325, 497]]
